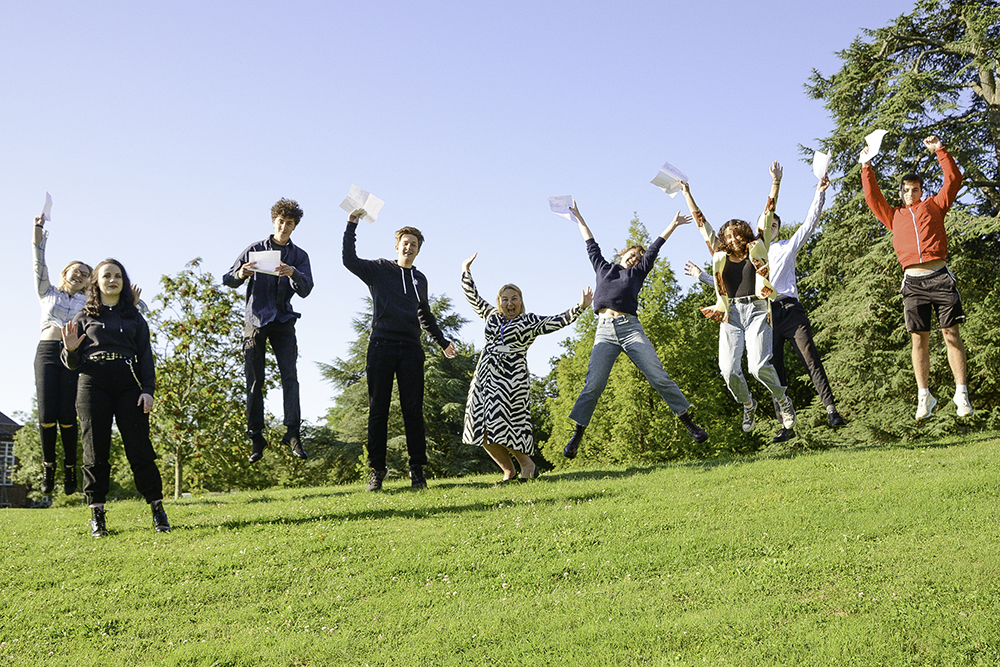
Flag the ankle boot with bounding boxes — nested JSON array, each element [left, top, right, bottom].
[[678, 412, 708, 443], [41, 464, 55, 495], [64, 465, 78, 495], [90, 507, 108, 537], [563, 424, 586, 459]]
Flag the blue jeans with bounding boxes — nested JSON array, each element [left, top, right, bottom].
[[569, 314, 691, 426], [719, 299, 786, 404]]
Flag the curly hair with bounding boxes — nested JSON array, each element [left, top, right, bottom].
[[714, 219, 759, 256], [395, 226, 425, 249], [270, 198, 304, 224], [82, 259, 138, 317]]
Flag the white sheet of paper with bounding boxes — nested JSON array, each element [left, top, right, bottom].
[[339, 185, 385, 223], [249, 250, 281, 276], [42, 192, 53, 221], [548, 195, 576, 222], [812, 152, 832, 180], [650, 161, 689, 198], [859, 129, 889, 163]]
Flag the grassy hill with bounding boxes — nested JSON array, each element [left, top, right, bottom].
[[2, 432, 999, 666]]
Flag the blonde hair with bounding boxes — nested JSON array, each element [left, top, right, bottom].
[[58, 261, 92, 293], [496, 284, 525, 316]]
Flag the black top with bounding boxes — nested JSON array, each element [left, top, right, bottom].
[[342, 223, 449, 348], [722, 257, 756, 298], [586, 236, 665, 316], [61, 305, 156, 395]]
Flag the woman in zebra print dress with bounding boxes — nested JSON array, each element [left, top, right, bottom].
[[461, 253, 593, 482]]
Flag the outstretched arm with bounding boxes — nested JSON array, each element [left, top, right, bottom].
[[658, 211, 692, 241], [759, 161, 782, 244], [926, 135, 964, 210], [32, 214, 51, 298], [679, 181, 716, 254], [684, 260, 714, 287], [569, 201, 594, 241]]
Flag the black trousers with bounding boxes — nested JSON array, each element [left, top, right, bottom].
[[365, 339, 427, 470], [244, 318, 300, 434], [771, 297, 836, 410], [78, 360, 163, 505], [34, 340, 79, 464]]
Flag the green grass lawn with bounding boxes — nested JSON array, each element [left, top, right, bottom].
[[3, 433, 999, 666]]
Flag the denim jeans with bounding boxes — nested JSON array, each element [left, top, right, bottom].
[[569, 314, 691, 426], [719, 299, 786, 404]]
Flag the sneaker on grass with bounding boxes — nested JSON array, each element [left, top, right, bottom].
[[953, 391, 973, 418], [915, 393, 937, 421], [742, 398, 757, 433]]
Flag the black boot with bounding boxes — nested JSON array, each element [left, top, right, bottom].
[[151, 500, 171, 533], [64, 465, 77, 495], [409, 465, 427, 489], [248, 431, 268, 463], [678, 412, 708, 443], [282, 428, 307, 459], [41, 463, 55, 495], [563, 424, 586, 459], [90, 507, 108, 537]]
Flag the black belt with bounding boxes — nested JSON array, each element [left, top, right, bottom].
[[732, 295, 759, 303]]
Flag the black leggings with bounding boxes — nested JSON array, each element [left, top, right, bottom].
[[34, 340, 79, 465]]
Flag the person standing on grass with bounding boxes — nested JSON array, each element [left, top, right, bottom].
[[461, 252, 593, 483], [679, 163, 796, 435], [861, 134, 971, 420], [61, 259, 169, 537], [224, 198, 313, 463], [343, 209, 457, 491], [684, 172, 846, 442], [32, 211, 91, 497], [562, 201, 708, 459]]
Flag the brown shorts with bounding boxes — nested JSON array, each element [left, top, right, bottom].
[[900, 267, 965, 332]]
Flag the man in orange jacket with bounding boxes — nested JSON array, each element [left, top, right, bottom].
[[861, 134, 972, 420]]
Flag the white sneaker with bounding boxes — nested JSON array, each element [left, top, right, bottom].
[[777, 395, 796, 429], [954, 391, 973, 417], [742, 398, 757, 432], [915, 393, 937, 420]]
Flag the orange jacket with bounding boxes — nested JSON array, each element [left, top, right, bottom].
[[862, 148, 962, 268]]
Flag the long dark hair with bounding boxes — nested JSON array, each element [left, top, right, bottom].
[[82, 258, 138, 317], [714, 219, 759, 256]]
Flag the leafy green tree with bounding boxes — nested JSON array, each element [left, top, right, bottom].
[[318, 294, 491, 481], [802, 0, 1000, 437], [148, 259, 278, 497]]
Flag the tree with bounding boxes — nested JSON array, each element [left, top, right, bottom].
[[148, 259, 278, 497], [802, 0, 1000, 437], [318, 294, 491, 481]]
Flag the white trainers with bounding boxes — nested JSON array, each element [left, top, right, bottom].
[[777, 395, 796, 430], [915, 393, 937, 420], [742, 398, 757, 432], [954, 391, 973, 417]]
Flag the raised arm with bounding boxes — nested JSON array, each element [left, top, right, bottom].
[[32, 214, 52, 298], [679, 181, 716, 254], [785, 174, 830, 254], [759, 162, 782, 245], [926, 135, 963, 210], [658, 211, 692, 241], [569, 201, 594, 241], [460, 253, 494, 321]]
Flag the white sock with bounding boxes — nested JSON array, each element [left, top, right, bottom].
[[918, 388, 931, 397], [956, 385, 968, 395]]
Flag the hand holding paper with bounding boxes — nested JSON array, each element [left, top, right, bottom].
[[650, 161, 689, 198], [42, 192, 53, 222], [340, 185, 385, 223], [248, 250, 282, 276], [812, 151, 831, 180], [858, 129, 888, 164], [548, 195, 576, 222]]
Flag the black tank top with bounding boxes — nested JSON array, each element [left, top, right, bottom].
[[722, 257, 756, 298]]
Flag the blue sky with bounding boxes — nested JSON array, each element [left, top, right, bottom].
[[2, 0, 918, 427]]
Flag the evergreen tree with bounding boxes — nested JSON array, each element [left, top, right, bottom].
[[802, 0, 1000, 437]]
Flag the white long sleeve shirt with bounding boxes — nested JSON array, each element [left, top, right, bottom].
[[766, 188, 826, 300]]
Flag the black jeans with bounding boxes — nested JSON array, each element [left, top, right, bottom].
[[78, 360, 163, 505], [771, 297, 836, 410], [365, 339, 426, 470], [244, 318, 300, 434], [34, 340, 79, 464]]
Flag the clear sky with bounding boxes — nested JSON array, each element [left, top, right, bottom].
[[2, 0, 918, 428]]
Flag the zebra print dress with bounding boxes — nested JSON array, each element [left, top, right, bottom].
[[462, 271, 583, 454]]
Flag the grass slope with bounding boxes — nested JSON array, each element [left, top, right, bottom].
[[2, 433, 999, 666]]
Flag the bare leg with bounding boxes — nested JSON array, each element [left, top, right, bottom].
[[911, 332, 931, 389], [510, 449, 537, 479], [941, 326, 967, 386], [483, 441, 517, 481]]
